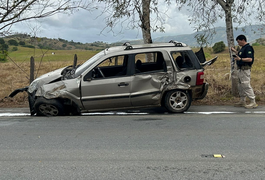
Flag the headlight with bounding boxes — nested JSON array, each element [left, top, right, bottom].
[[28, 80, 39, 93]]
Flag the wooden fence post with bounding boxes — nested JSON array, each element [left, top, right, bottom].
[[30, 56, 34, 84]]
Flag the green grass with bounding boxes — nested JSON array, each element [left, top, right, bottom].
[[7, 46, 99, 63]]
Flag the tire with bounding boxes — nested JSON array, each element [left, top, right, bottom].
[[34, 97, 65, 116], [164, 90, 191, 113]]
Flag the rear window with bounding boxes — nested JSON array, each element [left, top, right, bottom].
[[171, 50, 201, 69]]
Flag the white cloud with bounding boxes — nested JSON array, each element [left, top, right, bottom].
[[10, 4, 198, 43]]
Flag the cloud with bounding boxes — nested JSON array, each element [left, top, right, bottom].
[[10, 4, 199, 43]]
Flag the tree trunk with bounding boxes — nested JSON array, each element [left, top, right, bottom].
[[141, 0, 152, 44], [218, 0, 238, 96]]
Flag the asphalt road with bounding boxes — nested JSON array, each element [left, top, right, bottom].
[[0, 106, 265, 179]]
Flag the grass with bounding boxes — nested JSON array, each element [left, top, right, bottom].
[[1, 46, 265, 108]]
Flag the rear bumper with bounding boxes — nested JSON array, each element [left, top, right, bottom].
[[191, 83, 209, 100]]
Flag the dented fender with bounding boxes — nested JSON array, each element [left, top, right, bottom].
[[35, 78, 82, 107]]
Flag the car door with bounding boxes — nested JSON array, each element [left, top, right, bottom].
[[130, 51, 168, 106], [80, 55, 132, 110]]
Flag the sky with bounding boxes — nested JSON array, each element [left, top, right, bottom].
[[10, 4, 199, 44]]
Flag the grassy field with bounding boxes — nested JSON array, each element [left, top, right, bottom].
[[1, 46, 265, 108]]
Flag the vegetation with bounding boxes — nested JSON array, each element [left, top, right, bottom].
[[2, 34, 111, 51], [0, 1, 93, 35], [0, 38, 8, 62], [1, 44, 265, 108], [212, 41, 226, 53]]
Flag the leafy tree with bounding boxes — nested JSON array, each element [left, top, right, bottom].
[[0, 38, 5, 44], [0, 43, 8, 62], [212, 41, 225, 53], [97, 0, 169, 44], [19, 41, 26, 46], [176, 0, 265, 95], [0, 0, 94, 35], [8, 39, 18, 46]]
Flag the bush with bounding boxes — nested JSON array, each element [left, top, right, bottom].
[[12, 47, 18, 51], [19, 41, 26, 46], [8, 39, 18, 46], [0, 38, 5, 45], [23, 45, 35, 49], [0, 50, 8, 62], [212, 41, 226, 53]]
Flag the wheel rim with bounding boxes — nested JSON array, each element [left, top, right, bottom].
[[38, 104, 59, 116], [169, 91, 188, 110]]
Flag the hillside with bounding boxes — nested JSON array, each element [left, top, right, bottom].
[[153, 25, 265, 46], [2, 33, 113, 51], [2, 24, 265, 50]]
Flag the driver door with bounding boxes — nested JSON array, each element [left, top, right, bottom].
[[80, 55, 132, 110]]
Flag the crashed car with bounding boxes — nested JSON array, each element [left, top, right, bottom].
[[10, 41, 217, 116]]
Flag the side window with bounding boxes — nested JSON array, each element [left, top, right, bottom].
[[134, 52, 166, 74], [89, 55, 128, 79], [171, 51, 193, 69]]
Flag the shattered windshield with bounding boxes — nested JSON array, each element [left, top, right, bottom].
[[75, 50, 105, 77]]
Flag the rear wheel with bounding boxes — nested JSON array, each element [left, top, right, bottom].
[[164, 90, 191, 113], [34, 97, 65, 116]]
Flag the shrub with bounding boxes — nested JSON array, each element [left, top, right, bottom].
[[8, 39, 18, 46], [0, 38, 5, 45], [212, 41, 226, 53], [19, 41, 26, 46], [12, 47, 18, 51]]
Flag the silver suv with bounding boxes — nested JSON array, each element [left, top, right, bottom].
[[10, 41, 217, 116]]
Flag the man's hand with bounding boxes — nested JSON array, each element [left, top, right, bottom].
[[233, 55, 241, 61], [231, 47, 237, 53]]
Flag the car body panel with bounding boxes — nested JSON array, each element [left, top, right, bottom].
[[130, 72, 169, 106], [81, 76, 132, 110]]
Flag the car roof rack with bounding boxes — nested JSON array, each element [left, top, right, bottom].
[[169, 40, 187, 47], [123, 42, 133, 50]]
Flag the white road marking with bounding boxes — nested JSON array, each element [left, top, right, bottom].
[[0, 111, 264, 117]]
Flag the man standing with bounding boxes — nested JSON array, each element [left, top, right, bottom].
[[231, 34, 257, 109]]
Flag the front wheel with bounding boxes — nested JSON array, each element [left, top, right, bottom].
[[34, 97, 65, 116], [164, 90, 191, 113]]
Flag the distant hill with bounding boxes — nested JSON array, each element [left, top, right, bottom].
[[119, 25, 265, 47], [3, 25, 265, 49], [2, 33, 111, 51], [153, 25, 265, 46]]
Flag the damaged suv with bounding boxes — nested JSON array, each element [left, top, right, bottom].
[[10, 41, 217, 116]]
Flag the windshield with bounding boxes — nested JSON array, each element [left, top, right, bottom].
[[75, 50, 105, 77]]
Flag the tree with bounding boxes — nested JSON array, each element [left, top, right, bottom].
[[19, 41, 25, 46], [0, 0, 94, 35], [0, 42, 8, 62], [212, 41, 225, 53], [176, 0, 265, 96], [0, 38, 5, 44], [97, 0, 169, 44], [8, 39, 18, 46]]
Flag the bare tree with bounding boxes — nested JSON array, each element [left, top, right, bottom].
[[97, 0, 169, 44], [176, 0, 265, 96], [0, 0, 94, 35]]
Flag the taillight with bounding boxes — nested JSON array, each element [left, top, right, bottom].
[[196, 71, 204, 85]]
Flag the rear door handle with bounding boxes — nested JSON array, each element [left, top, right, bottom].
[[118, 82, 129, 87]]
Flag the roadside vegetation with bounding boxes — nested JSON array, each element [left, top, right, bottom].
[[1, 42, 265, 108]]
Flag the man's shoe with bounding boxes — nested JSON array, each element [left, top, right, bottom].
[[234, 101, 246, 107], [245, 102, 258, 109]]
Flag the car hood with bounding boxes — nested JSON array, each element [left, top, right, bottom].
[[28, 67, 65, 93]]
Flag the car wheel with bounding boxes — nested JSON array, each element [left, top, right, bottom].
[[34, 97, 65, 116], [164, 90, 191, 113]]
